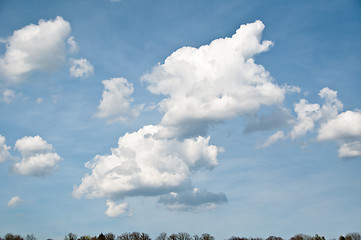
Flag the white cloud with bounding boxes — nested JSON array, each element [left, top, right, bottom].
[[318, 110, 361, 158], [289, 99, 321, 139], [338, 141, 361, 158], [7, 196, 22, 208], [0, 135, 11, 163], [2, 89, 20, 103], [259, 130, 285, 148], [95, 78, 142, 123], [142, 20, 287, 138], [73, 125, 221, 214], [67, 36, 78, 53], [0, 16, 71, 82], [13, 136, 62, 177], [158, 188, 227, 212], [289, 88, 343, 139], [105, 200, 130, 217], [69, 58, 94, 78], [317, 110, 361, 141]]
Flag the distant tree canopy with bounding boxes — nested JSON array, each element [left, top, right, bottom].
[[1, 232, 360, 240]]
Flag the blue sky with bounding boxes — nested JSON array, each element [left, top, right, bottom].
[[0, 0, 361, 239]]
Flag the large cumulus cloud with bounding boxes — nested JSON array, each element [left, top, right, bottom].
[[142, 20, 287, 139], [73, 125, 223, 215]]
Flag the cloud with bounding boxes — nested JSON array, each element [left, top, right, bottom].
[[2, 89, 21, 103], [7, 196, 22, 208], [317, 110, 361, 141], [0, 16, 72, 82], [69, 58, 94, 78], [244, 107, 295, 134], [142, 20, 287, 138], [158, 188, 227, 212], [13, 136, 62, 177], [259, 130, 285, 148], [67, 36, 78, 53], [73, 125, 221, 214], [289, 88, 343, 139], [289, 99, 321, 139], [0, 135, 11, 163], [318, 110, 361, 158], [95, 78, 142, 123], [105, 200, 130, 217]]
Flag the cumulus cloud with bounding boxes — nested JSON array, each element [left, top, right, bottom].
[[7, 196, 23, 208], [142, 20, 287, 138], [105, 200, 130, 217], [73, 125, 219, 199], [73, 125, 222, 215], [289, 88, 343, 139], [318, 110, 361, 158], [13, 136, 62, 177], [95, 78, 142, 123], [69, 58, 94, 78], [158, 188, 227, 212], [0, 135, 11, 162], [0, 16, 72, 82]]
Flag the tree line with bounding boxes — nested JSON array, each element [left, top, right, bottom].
[[0, 232, 360, 240]]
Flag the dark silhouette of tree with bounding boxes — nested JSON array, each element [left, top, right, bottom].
[[98, 234, 106, 240], [266, 236, 283, 240], [311, 235, 325, 240], [79, 236, 91, 240], [140, 233, 150, 240], [5, 234, 24, 240], [65, 233, 78, 240], [346, 233, 361, 240], [168, 234, 177, 240], [200, 234, 214, 240], [105, 234, 115, 240], [25, 235, 36, 240], [176, 233, 192, 240], [228, 237, 248, 240], [156, 233, 167, 240], [290, 234, 313, 240], [340, 236, 347, 240]]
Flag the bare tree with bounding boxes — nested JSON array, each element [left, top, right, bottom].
[[346, 233, 361, 240], [105, 234, 115, 240], [200, 234, 214, 240], [65, 233, 78, 240], [156, 233, 167, 240]]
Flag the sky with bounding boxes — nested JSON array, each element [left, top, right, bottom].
[[0, 0, 361, 239]]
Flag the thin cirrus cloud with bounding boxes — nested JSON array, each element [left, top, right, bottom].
[[12, 135, 62, 177], [0, 134, 11, 163], [73, 124, 222, 216], [142, 20, 291, 139], [95, 78, 143, 123]]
